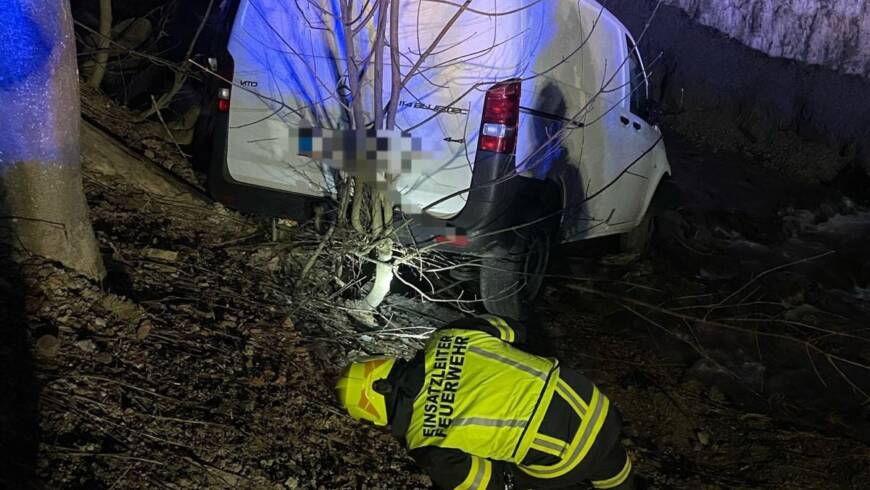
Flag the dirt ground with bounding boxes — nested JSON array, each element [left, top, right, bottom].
[[2, 90, 869, 489], [533, 135, 870, 489]]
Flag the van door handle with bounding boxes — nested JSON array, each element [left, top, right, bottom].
[[619, 116, 630, 126], [632, 121, 642, 131]]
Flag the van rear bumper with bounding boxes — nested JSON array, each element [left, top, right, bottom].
[[398, 151, 555, 254]]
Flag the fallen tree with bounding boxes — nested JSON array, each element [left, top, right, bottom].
[[80, 121, 212, 208]]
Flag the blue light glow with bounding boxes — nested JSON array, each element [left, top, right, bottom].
[[0, 0, 73, 166], [0, 0, 52, 88]]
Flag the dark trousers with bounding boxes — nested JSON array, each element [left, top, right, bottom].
[[587, 444, 635, 490], [511, 368, 635, 490], [512, 442, 634, 490]]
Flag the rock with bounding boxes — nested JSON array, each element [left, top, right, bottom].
[[74, 339, 97, 353], [136, 321, 152, 341], [275, 218, 299, 240], [35, 335, 60, 358], [688, 357, 766, 407], [664, 0, 870, 78], [142, 248, 179, 262], [95, 352, 113, 364]]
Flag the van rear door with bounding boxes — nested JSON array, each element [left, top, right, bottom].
[[222, 0, 530, 218], [224, 1, 339, 200]]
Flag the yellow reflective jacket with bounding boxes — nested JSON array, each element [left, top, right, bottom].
[[405, 327, 560, 463]]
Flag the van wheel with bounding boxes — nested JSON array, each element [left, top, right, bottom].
[[480, 228, 550, 320], [191, 114, 214, 174], [619, 212, 655, 255]]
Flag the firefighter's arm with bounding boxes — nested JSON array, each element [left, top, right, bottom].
[[409, 446, 506, 490], [439, 315, 526, 344]]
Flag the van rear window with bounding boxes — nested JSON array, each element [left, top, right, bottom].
[[626, 36, 649, 120]]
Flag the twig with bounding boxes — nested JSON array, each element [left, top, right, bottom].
[[707, 251, 836, 317], [149, 95, 190, 164], [140, 0, 215, 119], [44, 447, 165, 466]]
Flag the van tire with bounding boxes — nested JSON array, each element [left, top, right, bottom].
[[191, 114, 214, 174], [480, 227, 551, 320], [619, 212, 655, 255]]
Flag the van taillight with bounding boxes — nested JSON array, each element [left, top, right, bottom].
[[216, 53, 234, 113], [478, 79, 521, 154], [217, 88, 230, 112]]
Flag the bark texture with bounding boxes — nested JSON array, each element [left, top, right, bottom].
[[0, 1, 104, 280], [664, 0, 870, 78], [80, 121, 212, 207]]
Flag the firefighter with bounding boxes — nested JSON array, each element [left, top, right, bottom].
[[335, 315, 635, 489]]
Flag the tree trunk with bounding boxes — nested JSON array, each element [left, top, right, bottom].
[[88, 0, 112, 88], [0, 0, 105, 280]]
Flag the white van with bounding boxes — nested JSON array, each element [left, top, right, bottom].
[[195, 0, 672, 317]]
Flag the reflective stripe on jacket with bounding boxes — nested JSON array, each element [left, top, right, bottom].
[[405, 328, 559, 463], [519, 379, 610, 479]]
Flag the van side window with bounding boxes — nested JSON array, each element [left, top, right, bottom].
[[626, 36, 649, 120]]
